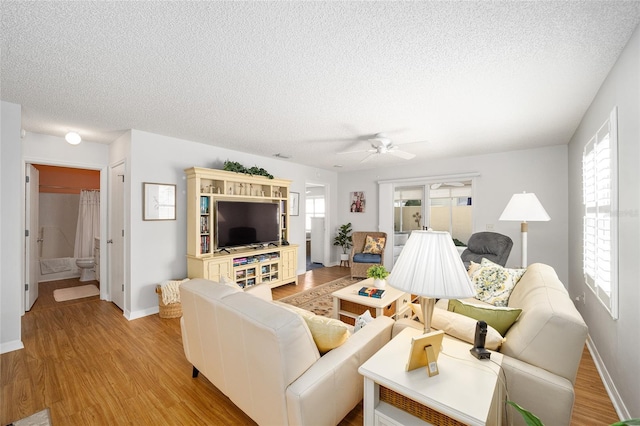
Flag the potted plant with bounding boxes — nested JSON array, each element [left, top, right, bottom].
[[333, 223, 353, 262], [367, 265, 390, 289]]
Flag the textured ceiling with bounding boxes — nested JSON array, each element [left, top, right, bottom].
[[2, 1, 640, 171]]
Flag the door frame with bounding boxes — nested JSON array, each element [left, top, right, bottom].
[[378, 172, 479, 271], [305, 181, 330, 267], [21, 157, 109, 313]]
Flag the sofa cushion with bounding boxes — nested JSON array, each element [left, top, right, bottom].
[[448, 299, 522, 336], [363, 235, 386, 254], [412, 303, 504, 350], [274, 301, 350, 354], [470, 258, 526, 306], [353, 253, 381, 263]]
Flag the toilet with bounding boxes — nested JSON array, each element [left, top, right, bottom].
[[76, 257, 96, 282]]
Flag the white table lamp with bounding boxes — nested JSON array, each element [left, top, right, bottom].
[[388, 230, 475, 334], [499, 191, 550, 267]]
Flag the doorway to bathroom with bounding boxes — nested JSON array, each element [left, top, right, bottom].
[[25, 164, 100, 311]]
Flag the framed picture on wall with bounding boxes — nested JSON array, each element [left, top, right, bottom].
[[143, 182, 176, 220], [289, 192, 300, 216], [350, 191, 365, 213]]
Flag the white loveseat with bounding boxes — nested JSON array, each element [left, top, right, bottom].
[[394, 263, 588, 426], [180, 278, 395, 426]]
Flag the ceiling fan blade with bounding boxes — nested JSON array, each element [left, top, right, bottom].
[[360, 153, 378, 163], [431, 183, 442, 190], [337, 148, 371, 155], [388, 150, 416, 160], [445, 182, 465, 187]]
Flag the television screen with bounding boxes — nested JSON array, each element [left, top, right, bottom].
[[215, 201, 280, 249]]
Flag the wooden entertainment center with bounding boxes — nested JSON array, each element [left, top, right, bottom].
[[185, 167, 298, 289]]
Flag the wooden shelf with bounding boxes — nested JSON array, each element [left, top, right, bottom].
[[185, 167, 297, 288]]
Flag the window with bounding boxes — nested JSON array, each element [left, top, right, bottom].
[[305, 196, 325, 232], [394, 186, 424, 233], [429, 184, 473, 245], [583, 107, 618, 319]]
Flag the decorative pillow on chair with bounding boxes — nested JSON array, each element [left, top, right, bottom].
[[363, 236, 386, 254], [469, 258, 526, 307], [448, 299, 522, 336]]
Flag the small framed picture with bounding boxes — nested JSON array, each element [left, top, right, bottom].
[[350, 191, 366, 213], [143, 182, 176, 220], [289, 192, 300, 216]]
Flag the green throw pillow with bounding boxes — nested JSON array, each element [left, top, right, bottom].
[[448, 299, 522, 336]]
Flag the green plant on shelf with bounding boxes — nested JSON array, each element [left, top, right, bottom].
[[222, 160, 274, 179]]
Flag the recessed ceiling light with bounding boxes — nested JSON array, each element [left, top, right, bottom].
[[65, 131, 81, 145]]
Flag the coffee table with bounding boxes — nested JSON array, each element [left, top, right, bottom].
[[331, 278, 414, 325], [358, 327, 504, 426]]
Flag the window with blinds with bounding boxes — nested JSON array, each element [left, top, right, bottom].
[[582, 107, 618, 319]]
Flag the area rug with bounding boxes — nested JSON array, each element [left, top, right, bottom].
[[8, 408, 51, 426], [277, 275, 360, 317], [53, 284, 100, 302]]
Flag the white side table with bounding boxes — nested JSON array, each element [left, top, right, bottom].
[[358, 327, 504, 426], [331, 279, 413, 325]]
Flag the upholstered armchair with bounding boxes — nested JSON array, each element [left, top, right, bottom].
[[349, 232, 387, 279], [460, 231, 513, 267]]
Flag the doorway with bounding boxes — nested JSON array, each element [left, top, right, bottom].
[[24, 164, 101, 310], [305, 183, 326, 270]]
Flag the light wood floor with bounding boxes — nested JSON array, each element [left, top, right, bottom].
[[1, 267, 618, 425]]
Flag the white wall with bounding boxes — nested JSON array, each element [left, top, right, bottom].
[[0, 101, 24, 353], [337, 145, 569, 282], [567, 24, 640, 419], [125, 130, 338, 319]]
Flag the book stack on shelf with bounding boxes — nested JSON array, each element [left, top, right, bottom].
[[200, 236, 210, 254], [358, 287, 385, 299]]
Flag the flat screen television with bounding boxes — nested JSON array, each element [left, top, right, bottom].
[[215, 200, 280, 250]]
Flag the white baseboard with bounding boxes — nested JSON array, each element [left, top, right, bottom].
[[125, 306, 159, 321], [586, 335, 629, 420], [0, 339, 24, 354]]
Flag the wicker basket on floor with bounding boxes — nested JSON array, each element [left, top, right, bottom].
[[156, 285, 182, 318]]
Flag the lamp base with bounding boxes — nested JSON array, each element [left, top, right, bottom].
[[420, 297, 435, 334]]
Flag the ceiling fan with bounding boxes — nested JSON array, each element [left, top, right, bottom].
[[337, 133, 421, 163]]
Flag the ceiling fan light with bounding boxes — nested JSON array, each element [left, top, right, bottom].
[[65, 131, 81, 145]]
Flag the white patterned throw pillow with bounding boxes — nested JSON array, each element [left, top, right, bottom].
[[469, 258, 526, 307]]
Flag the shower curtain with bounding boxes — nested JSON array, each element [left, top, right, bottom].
[[74, 190, 100, 259]]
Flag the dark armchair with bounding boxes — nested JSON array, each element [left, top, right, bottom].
[[460, 232, 513, 268]]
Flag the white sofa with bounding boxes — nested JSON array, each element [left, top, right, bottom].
[[180, 278, 394, 426], [394, 263, 588, 426]]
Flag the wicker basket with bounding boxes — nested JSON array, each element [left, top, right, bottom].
[[156, 285, 182, 318]]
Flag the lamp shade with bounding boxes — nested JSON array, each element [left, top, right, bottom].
[[499, 192, 550, 222], [388, 230, 475, 299]]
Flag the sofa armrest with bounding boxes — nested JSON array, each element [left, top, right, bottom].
[[285, 316, 394, 426], [501, 356, 575, 426]]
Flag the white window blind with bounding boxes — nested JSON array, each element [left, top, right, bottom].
[[582, 107, 618, 319]]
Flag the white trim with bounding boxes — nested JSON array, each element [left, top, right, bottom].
[[586, 335, 629, 420], [377, 172, 480, 185], [0, 339, 25, 354]]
